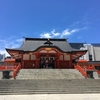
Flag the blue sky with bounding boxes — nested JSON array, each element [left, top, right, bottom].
[[0, 0, 100, 56]]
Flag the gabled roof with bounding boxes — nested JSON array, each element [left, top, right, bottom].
[[6, 37, 87, 53], [69, 43, 84, 49]]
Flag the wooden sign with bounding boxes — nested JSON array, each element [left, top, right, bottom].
[[45, 48, 51, 51]]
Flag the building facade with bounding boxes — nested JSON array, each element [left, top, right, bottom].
[[6, 38, 87, 69], [80, 43, 100, 61]]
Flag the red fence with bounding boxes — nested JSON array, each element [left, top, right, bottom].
[[74, 64, 87, 78], [0, 63, 21, 79], [74, 60, 100, 78], [22, 60, 37, 68], [12, 63, 21, 79], [57, 61, 70, 69], [0, 65, 15, 71]]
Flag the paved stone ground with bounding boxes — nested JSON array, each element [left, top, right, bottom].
[[0, 94, 100, 100]]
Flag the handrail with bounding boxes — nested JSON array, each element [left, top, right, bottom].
[[0, 66, 14, 70], [74, 64, 87, 78], [12, 63, 21, 79]]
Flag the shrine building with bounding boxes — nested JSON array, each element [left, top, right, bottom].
[[6, 38, 87, 69]]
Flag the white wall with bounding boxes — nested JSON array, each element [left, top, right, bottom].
[[80, 44, 100, 61]]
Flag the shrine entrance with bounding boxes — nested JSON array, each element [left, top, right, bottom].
[[39, 57, 56, 69], [38, 48, 59, 69], [16, 47, 74, 69]]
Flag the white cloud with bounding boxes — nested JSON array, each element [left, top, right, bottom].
[[51, 29, 60, 37], [70, 29, 79, 33], [0, 37, 22, 57], [0, 49, 10, 57], [40, 29, 60, 38], [40, 28, 80, 38], [60, 29, 70, 38], [40, 33, 52, 38], [16, 38, 24, 42]]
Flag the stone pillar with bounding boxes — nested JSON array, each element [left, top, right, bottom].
[[91, 45, 95, 61]]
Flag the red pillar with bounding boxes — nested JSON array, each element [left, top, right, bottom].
[[70, 54, 72, 68], [20, 53, 24, 69], [35, 53, 39, 69]]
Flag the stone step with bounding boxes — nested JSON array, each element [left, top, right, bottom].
[[16, 69, 85, 79], [0, 79, 100, 94]]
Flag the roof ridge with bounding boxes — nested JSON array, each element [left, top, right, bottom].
[[25, 37, 67, 41]]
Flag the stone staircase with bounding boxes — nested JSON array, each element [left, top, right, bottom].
[[16, 69, 85, 79], [0, 79, 100, 95], [0, 69, 100, 95]]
